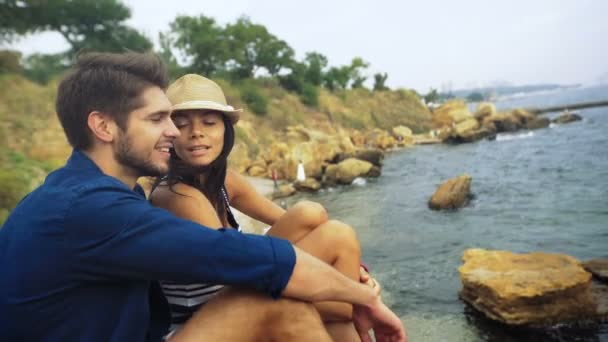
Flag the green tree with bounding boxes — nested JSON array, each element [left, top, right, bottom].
[[224, 16, 294, 79], [303, 52, 328, 86], [373, 72, 389, 91], [348, 57, 369, 89], [0, 0, 151, 54], [0, 50, 22, 74], [323, 57, 369, 90], [166, 15, 228, 76], [424, 88, 439, 104], [23, 53, 68, 84]]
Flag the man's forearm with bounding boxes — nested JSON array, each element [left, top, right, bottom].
[[281, 247, 378, 307]]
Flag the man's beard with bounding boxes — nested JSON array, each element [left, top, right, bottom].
[[115, 133, 167, 178]]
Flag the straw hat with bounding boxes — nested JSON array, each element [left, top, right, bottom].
[[166, 74, 241, 124]]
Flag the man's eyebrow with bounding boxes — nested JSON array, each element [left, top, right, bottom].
[[147, 110, 172, 117]]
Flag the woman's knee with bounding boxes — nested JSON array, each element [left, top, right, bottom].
[[290, 200, 328, 228], [321, 220, 361, 256]]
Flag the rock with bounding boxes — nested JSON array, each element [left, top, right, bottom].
[[459, 248, 601, 327], [583, 259, 608, 282], [553, 113, 582, 124], [474, 102, 496, 121], [483, 113, 522, 133], [428, 174, 472, 210], [432, 100, 474, 127], [365, 129, 396, 150], [511, 109, 536, 126], [392, 125, 413, 139], [335, 149, 384, 167], [452, 127, 496, 143], [293, 178, 321, 192], [525, 117, 550, 130], [228, 142, 252, 174], [367, 165, 381, 178], [454, 118, 480, 137], [325, 158, 373, 185], [247, 164, 267, 178], [271, 184, 296, 199]]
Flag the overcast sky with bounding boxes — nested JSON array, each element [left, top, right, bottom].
[[5, 0, 607, 92]]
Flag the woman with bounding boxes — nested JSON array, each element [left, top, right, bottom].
[[150, 74, 377, 340]]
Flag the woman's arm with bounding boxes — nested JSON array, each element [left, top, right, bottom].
[[225, 169, 285, 226]]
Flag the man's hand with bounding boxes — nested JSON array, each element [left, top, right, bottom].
[[352, 297, 406, 342]]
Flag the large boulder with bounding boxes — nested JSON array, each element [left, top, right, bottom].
[[293, 178, 321, 192], [324, 158, 374, 185], [428, 174, 472, 210], [511, 108, 536, 126], [271, 183, 296, 199], [525, 117, 550, 130], [334, 149, 384, 167], [459, 249, 601, 327], [364, 129, 397, 150], [432, 100, 474, 127], [454, 118, 480, 137], [553, 112, 582, 124], [474, 102, 496, 121], [482, 112, 522, 133]]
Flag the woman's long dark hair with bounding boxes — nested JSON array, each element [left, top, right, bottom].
[[152, 115, 235, 225]]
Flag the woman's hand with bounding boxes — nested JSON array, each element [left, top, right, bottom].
[[359, 265, 381, 296]]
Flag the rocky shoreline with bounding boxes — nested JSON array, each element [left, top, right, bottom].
[[232, 99, 582, 200]]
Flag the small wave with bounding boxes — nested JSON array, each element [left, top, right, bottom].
[[351, 177, 367, 186], [496, 131, 535, 142]]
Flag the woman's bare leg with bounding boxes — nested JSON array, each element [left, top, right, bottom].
[[267, 200, 328, 243], [291, 220, 362, 341]]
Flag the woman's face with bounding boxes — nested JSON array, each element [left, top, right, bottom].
[[171, 110, 226, 167]]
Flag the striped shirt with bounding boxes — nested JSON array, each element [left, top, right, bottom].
[[160, 186, 241, 330]]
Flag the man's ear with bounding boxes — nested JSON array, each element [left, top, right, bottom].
[[87, 111, 117, 143]]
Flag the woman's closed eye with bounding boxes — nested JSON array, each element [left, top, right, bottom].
[[172, 117, 190, 128]]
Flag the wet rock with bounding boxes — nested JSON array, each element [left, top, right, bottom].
[[525, 117, 550, 130], [334, 149, 384, 167], [366, 166, 381, 178], [293, 178, 321, 192], [553, 113, 582, 124], [583, 259, 608, 282], [324, 158, 373, 185], [428, 174, 472, 210], [271, 184, 296, 199], [459, 249, 603, 327], [483, 113, 522, 133]]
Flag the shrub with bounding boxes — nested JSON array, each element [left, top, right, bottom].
[[299, 83, 319, 107], [240, 83, 268, 115], [0, 169, 30, 210]]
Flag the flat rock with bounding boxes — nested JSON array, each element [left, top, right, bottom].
[[459, 249, 600, 327]]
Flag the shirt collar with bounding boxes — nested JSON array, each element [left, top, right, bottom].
[[65, 149, 147, 198]]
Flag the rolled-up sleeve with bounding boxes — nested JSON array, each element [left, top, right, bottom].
[[64, 180, 295, 298]]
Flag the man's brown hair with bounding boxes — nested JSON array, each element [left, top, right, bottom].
[[56, 52, 169, 150]]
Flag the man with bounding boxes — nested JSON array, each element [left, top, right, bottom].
[[0, 52, 406, 341]]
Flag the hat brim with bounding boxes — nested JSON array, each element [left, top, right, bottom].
[[172, 100, 241, 124]]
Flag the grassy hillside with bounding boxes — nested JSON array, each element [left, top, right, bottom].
[[0, 73, 432, 225]]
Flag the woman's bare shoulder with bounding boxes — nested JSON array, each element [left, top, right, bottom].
[[150, 182, 204, 207]]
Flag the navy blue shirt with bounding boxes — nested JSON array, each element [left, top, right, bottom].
[[0, 150, 296, 341]]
